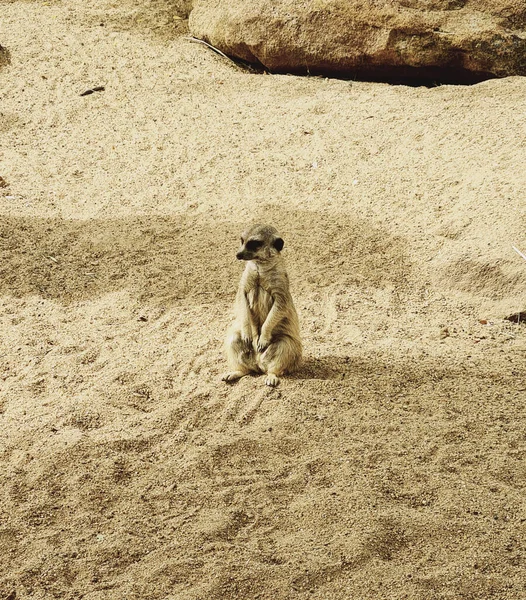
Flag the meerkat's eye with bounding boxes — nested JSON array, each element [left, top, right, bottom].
[[246, 240, 263, 251]]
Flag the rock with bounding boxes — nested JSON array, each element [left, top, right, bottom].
[[189, 0, 526, 83], [0, 45, 10, 69]]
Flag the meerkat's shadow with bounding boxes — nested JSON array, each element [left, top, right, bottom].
[[290, 355, 353, 381], [221, 356, 351, 384]]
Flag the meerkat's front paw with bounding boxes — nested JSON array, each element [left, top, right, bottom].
[[265, 373, 280, 387], [239, 330, 253, 351], [222, 371, 245, 383], [257, 336, 271, 353], [240, 329, 252, 344]]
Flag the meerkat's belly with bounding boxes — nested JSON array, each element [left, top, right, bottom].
[[247, 286, 273, 330]]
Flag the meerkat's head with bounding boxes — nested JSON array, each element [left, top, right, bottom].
[[236, 224, 284, 262]]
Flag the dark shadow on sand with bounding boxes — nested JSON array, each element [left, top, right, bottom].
[[0, 208, 411, 305]]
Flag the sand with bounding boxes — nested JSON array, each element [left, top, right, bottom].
[[1, 1, 526, 598]]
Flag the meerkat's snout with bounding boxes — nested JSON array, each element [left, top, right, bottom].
[[236, 237, 264, 261]]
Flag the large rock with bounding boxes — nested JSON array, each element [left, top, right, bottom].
[[0, 45, 10, 69], [189, 0, 526, 83]]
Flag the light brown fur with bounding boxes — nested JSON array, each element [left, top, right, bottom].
[[222, 224, 302, 387]]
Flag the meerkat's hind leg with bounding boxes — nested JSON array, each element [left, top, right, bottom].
[[259, 335, 302, 387], [222, 328, 259, 384]]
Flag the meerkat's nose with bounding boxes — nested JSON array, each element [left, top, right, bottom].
[[236, 251, 244, 260]]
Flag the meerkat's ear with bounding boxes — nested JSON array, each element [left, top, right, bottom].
[[273, 237, 284, 252]]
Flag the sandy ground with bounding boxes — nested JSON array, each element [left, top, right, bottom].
[[1, 1, 526, 598]]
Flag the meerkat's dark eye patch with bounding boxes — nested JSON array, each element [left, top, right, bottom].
[[246, 240, 263, 251], [273, 237, 284, 252]]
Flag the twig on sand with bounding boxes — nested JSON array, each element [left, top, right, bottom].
[[512, 246, 526, 262], [184, 36, 240, 67], [80, 86, 105, 97]]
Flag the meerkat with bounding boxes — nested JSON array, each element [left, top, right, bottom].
[[222, 224, 302, 387]]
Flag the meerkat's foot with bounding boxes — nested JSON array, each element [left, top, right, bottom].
[[265, 373, 280, 387], [222, 371, 246, 383]]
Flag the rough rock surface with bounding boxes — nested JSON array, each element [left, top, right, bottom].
[[189, 0, 526, 82], [0, 45, 10, 69]]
